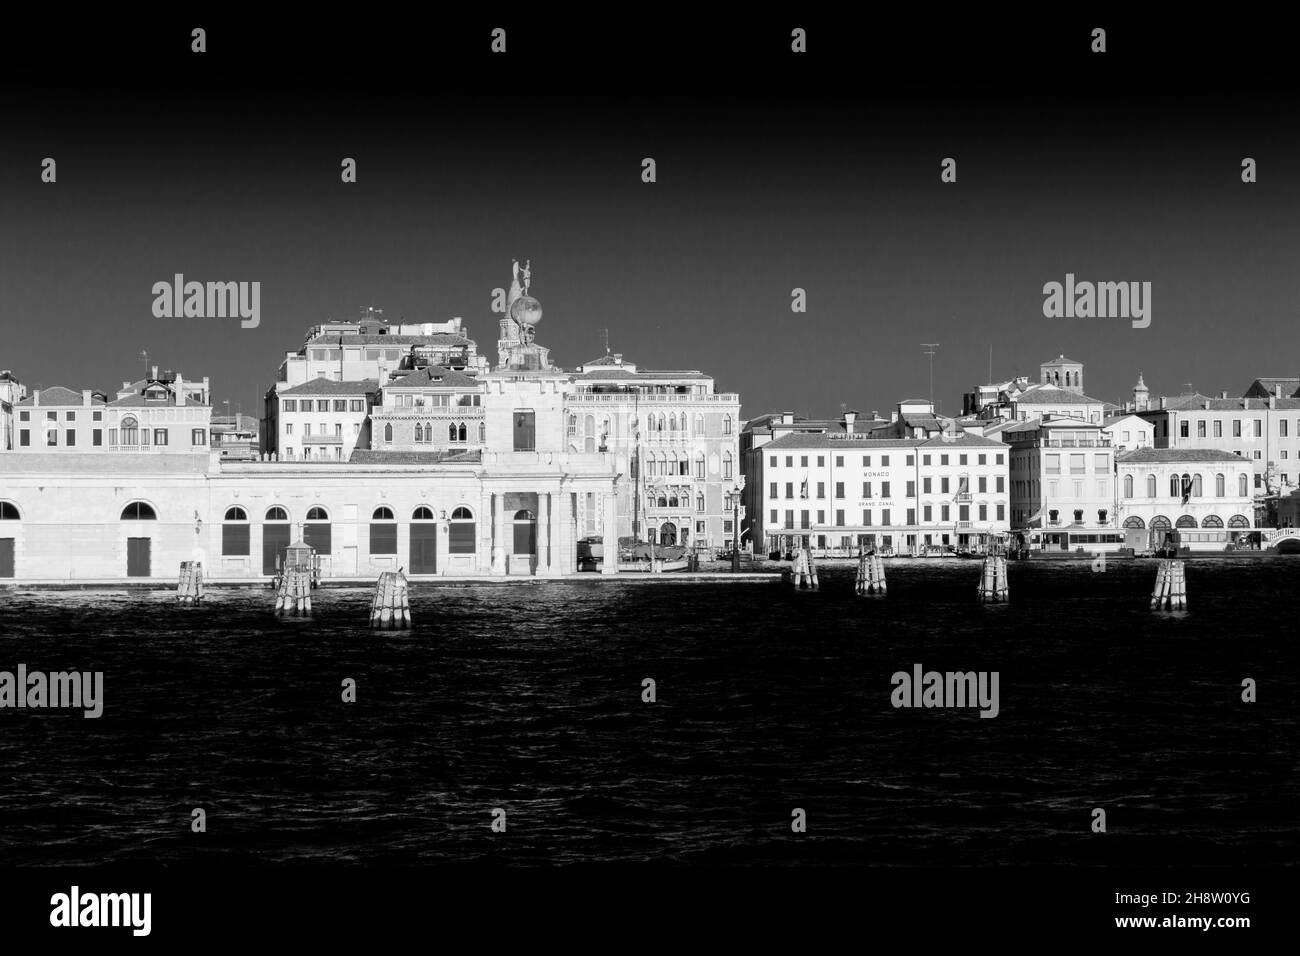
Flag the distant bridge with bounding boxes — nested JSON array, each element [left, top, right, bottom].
[[1262, 528, 1300, 552]]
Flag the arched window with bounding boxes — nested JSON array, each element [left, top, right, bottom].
[[512, 509, 536, 555], [1150, 515, 1171, 530], [657, 413, 666, 432], [584, 414, 595, 438], [1192, 474, 1202, 497], [222, 506, 250, 556], [1216, 474, 1225, 497], [449, 506, 476, 554], [412, 506, 435, 521], [1238, 474, 1249, 497], [695, 455, 705, 479], [1122, 516, 1146, 529], [723, 415, 733, 435], [0, 502, 20, 520], [1201, 515, 1224, 528], [723, 451, 733, 479], [695, 414, 704, 435], [1147, 474, 1157, 498], [1123, 475, 1134, 498], [1169, 475, 1180, 497], [304, 505, 331, 553], [457, 423, 467, 442], [478, 422, 485, 442], [369, 506, 396, 555], [1228, 514, 1251, 528], [449, 423, 457, 442], [265, 506, 288, 521], [121, 416, 139, 445], [657, 496, 668, 508], [1176, 515, 1197, 528], [669, 413, 678, 432], [384, 423, 393, 443], [121, 501, 156, 520], [668, 496, 679, 508], [696, 494, 705, 512]]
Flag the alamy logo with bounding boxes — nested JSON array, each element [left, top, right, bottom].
[[890, 663, 1000, 718], [50, 886, 151, 936], [0, 665, 103, 718], [151, 274, 260, 328], [1042, 273, 1151, 328]]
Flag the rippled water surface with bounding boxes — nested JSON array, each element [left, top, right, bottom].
[[0, 557, 1295, 865]]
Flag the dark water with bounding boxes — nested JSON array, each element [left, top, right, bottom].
[[0, 557, 1295, 866]]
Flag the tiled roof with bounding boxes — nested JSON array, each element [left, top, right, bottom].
[[277, 378, 379, 396], [17, 386, 105, 406], [570, 368, 710, 380], [764, 433, 927, 450], [1117, 448, 1246, 463], [919, 432, 1008, 447], [307, 333, 468, 347], [1152, 394, 1300, 412], [1102, 414, 1147, 426], [1013, 386, 1103, 405], [349, 449, 482, 464], [1041, 355, 1083, 366], [1245, 377, 1299, 397], [385, 366, 482, 390]]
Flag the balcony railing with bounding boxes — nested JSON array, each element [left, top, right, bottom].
[[302, 434, 344, 444], [566, 393, 739, 404]]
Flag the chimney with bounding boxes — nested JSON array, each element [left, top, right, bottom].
[[1221, 390, 1228, 399], [123, 381, 130, 390], [1160, 396, 1166, 409], [844, 410, 857, 434], [1269, 395, 1277, 409], [33, 389, 39, 407], [1276, 384, 1284, 398], [891, 411, 898, 424], [781, 412, 794, 425], [175, 373, 185, 405], [83, 389, 92, 406], [151, 365, 158, 380], [613, 353, 623, 366]]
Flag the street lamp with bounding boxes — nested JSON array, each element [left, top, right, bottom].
[[726, 486, 742, 572]]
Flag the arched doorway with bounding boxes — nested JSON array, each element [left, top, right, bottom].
[[513, 509, 537, 558], [304, 506, 331, 554], [659, 521, 678, 546], [410, 506, 437, 574], [0, 500, 20, 578], [121, 500, 156, 576], [263, 506, 291, 574]]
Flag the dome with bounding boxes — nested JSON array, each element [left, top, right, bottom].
[[509, 294, 543, 326]]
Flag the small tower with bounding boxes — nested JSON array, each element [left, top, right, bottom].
[[1133, 372, 1150, 412], [1041, 354, 1084, 394]]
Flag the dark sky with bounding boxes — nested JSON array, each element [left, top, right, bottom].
[[2, 14, 1298, 422]]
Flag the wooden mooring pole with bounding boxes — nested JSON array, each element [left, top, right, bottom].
[[1150, 559, 1187, 611], [370, 570, 412, 629]]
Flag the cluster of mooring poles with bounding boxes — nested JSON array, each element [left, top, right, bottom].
[[1150, 559, 1188, 610], [176, 561, 204, 605], [369, 570, 412, 629]]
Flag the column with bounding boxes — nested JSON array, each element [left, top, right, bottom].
[[538, 491, 553, 576], [601, 480, 619, 574], [491, 492, 506, 575]]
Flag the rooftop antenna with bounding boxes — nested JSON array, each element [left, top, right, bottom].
[[600, 328, 610, 354], [922, 343, 940, 406], [139, 350, 149, 382], [361, 305, 384, 325]]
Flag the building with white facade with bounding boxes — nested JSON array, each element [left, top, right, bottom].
[[0, 370, 26, 452], [270, 379, 378, 461], [1115, 448, 1255, 550]]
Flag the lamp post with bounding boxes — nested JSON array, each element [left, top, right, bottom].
[[726, 486, 742, 572]]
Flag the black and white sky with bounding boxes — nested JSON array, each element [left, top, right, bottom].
[[2, 13, 1298, 421]]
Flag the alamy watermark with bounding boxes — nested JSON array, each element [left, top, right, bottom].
[[1042, 273, 1150, 329], [0, 665, 103, 718], [151, 274, 260, 329], [891, 663, 1000, 718], [50, 886, 150, 936]]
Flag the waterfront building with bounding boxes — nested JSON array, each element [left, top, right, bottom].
[[1101, 413, 1154, 455], [8, 369, 211, 455], [1114, 447, 1256, 550], [567, 352, 741, 549], [745, 413, 1010, 554], [1131, 390, 1300, 495], [269, 379, 378, 461], [965, 356, 1108, 425], [1003, 415, 1118, 550], [368, 366, 486, 454]]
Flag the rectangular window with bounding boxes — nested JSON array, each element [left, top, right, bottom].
[[222, 523, 251, 556], [923, 477, 931, 494], [784, 510, 794, 529], [315, 400, 328, 412], [334, 424, 342, 438], [882, 508, 891, 525], [882, 455, 890, 466], [978, 454, 986, 465], [996, 477, 1004, 492], [333, 400, 347, 412], [1046, 454, 1061, 475], [1233, 420, 1242, 437], [996, 504, 1005, 521], [835, 482, 844, 499], [66, 429, 76, 446], [906, 455, 914, 466], [19, 411, 28, 421], [941, 505, 950, 521], [816, 510, 825, 525], [513, 411, 536, 451], [959, 454, 967, 465], [369, 522, 398, 555], [283, 400, 297, 412], [1197, 421, 1207, 438], [93, 429, 102, 446], [191, 429, 206, 445], [66, 411, 76, 421], [800, 510, 810, 529], [785, 482, 794, 499], [835, 456, 844, 467], [769, 455, 777, 467], [862, 509, 872, 526], [800, 456, 808, 467], [863, 456, 871, 467], [941, 455, 950, 465], [862, 482, 871, 498], [769, 482, 778, 500], [1254, 419, 1263, 438], [1281, 420, 1289, 437], [1069, 454, 1085, 474], [786, 456, 793, 467], [154, 429, 168, 445], [1180, 421, 1190, 438], [770, 509, 778, 525], [1213, 421, 1222, 437], [978, 505, 988, 521], [923, 505, 932, 521], [816, 482, 825, 499], [906, 480, 915, 497], [978, 477, 987, 493], [817, 456, 824, 467], [835, 510, 845, 526], [923, 455, 931, 466], [959, 505, 969, 521], [882, 481, 891, 498], [941, 477, 949, 494], [46, 430, 56, 446], [350, 400, 364, 413], [906, 508, 915, 524]]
